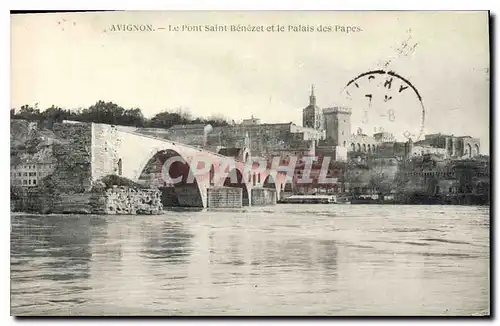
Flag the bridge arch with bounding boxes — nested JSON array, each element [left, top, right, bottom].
[[223, 168, 250, 206], [263, 173, 277, 190], [138, 149, 205, 207], [263, 173, 282, 199]]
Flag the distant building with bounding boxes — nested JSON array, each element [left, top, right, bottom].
[[302, 85, 324, 131], [11, 160, 56, 187], [323, 106, 352, 147], [414, 134, 481, 159], [210, 121, 322, 157], [241, 116, 261, 126], [10, 122, 59, 188]]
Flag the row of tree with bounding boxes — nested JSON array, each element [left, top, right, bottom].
[[10, 101, 230, 129]]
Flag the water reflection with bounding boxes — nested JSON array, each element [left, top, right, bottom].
[[10, 205, 490, 316], [11, 214, 107, 315], [11, 215, 106, 281], [140, 219, 193, 263], [316, 239, 338, 273]]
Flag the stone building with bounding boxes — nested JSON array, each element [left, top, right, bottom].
[[11, 160, 56, 187], [163, 124, 212, 147], [413, 133, 481, 159], [323, 106, 352, 147], [10, 120, 59, 188], [209, 122, 321, 158], [347, 128, 380, 154]]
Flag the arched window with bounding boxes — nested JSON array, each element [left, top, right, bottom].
[[252, 173, 256, 186], [357, 143, 361, 152], [367, 144, 371, 152], [466, 144, 472, 158], [257, 173, 261, 183], [351, 143, 355, 151], [117, 158, 122, 176], [363, 144, 367, 152]]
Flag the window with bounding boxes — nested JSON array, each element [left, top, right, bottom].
[[28, 180, 31, 185], [22, 180, 27, 185], [17, 172, 21, 177], [258, 173, 261, 183], [23, 172, 27, 177], [117, 158, 123, 176], [33, 180, 36, 185]]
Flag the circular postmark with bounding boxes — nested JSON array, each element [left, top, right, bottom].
[[341, 70, 425, 142]]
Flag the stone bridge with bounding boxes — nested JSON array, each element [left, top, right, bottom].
[[90, 123, 289, 208]]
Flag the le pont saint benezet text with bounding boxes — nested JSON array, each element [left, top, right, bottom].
[[169, 24, 362, 33]]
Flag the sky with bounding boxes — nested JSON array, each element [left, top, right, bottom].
[[10, 11, 490, 153]]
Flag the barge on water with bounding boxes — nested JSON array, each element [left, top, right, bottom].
[[278, 194, 350, 204]]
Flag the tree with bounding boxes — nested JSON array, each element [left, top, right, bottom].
[[10, 102, 228, 130], [123, 108, 145, 127], [17, 104, 40, 121]]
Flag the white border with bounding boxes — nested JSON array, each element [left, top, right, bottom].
[[2, 1, 497, 325]]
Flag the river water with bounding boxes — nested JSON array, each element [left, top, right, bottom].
[[10, 205, 490, 316]]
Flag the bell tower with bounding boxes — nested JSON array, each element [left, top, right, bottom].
[[302, 84, 323, 130]]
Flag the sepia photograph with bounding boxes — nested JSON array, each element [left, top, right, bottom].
[[9, 10, 491, 316]]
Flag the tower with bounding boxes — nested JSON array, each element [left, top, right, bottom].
[[302, 85, 323, 130], [322, 107, 352, 147]]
